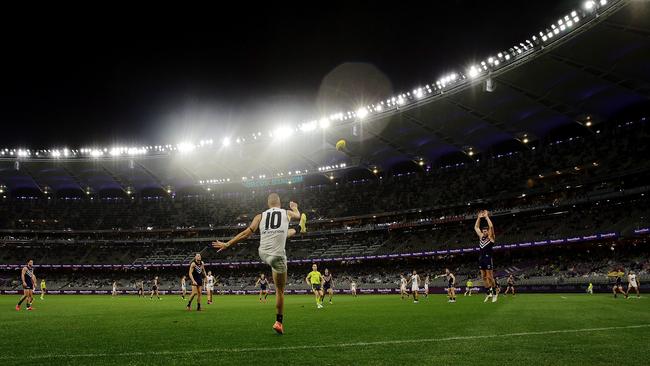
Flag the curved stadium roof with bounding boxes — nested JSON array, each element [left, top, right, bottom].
[[0, 0, 648, 196]]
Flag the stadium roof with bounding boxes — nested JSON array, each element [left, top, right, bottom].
[[0, 0, 648, 195]]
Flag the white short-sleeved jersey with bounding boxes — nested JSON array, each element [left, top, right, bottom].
[[259, 208, 289, 256], [629, 274, 638, 287], [411, 275, 419, 290], [207, 275, 214, 286], [400, 278, 407, 289]]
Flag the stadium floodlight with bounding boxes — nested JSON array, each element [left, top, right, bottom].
[[90, 150, 103, 158], [177, 142, 195, 153], [599, 0, 606, 5], [51, 150, 61, 158], [319, 118, 331, 129], [300, 121, 317, 132], [109, 148, 121, 157], [273, 125, 294, 140], [356, 107, 369, 120], [583, 0, 595, 10], [468, 66, 480, 78], [222, 137, 231, 147]]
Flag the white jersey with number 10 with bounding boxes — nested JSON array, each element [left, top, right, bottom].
[[259, 207, 289, 256]]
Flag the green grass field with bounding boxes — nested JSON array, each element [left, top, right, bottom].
[[1, 293, 648, 365]]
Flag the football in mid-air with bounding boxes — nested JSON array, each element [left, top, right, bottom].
[[336, 139, 346, 151]]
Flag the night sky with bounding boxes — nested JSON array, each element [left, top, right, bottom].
[[0, 1, 571, 148]]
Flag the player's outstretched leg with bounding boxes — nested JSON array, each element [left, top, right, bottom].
[[299, 213, 307, 233]]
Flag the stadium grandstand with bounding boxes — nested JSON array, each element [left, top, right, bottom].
[[0, 0, 649, 365]]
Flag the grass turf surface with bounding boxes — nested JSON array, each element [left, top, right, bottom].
[[0, 294, 648, 365]]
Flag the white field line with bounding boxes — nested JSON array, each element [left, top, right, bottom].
[[1, 324, 648, 360]]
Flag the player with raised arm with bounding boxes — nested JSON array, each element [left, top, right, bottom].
[[323, 269, 334, 305], [186, 253, 206, 311], [626, 271, 640, 299], [16, 259, 36, 311], [212, 193, 303, 334], [475, 210, 498, 303], [407, 270, 420, 303], [256, 273, 270, 303], [206, 271, 215, 305], [307, 264, 324, 309], [436, 268, 456, 303]]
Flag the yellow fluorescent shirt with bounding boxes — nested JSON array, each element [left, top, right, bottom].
[[308, 271, 322, 284]]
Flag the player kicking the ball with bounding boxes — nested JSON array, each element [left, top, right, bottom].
[[212, 193, 305, 335]]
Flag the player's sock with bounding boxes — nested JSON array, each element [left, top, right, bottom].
[[197, 303, 201, 311], [299, 213, 307, 233], [264, 294, 268, 300], [276, 314, 283, 324], [17, 296, 26, 305]]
